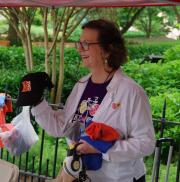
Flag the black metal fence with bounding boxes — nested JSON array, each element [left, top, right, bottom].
[[0, 102, 179, 182], [0, 129, 60, 182]]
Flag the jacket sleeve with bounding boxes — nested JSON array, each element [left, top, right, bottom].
[[103, 89, 155, 162], [31, 99, 65, 137], [31, 84, 80, 138]]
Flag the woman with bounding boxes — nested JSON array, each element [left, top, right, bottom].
[[31, 19, 155, 182]]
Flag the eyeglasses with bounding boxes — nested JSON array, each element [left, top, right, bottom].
[[75, 41, 100, 51]]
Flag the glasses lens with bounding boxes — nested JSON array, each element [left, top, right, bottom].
[[75, 41, 92, 51], [81, 41, 89, 51]]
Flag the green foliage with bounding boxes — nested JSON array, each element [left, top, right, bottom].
[[0, 23, 8, 35], [0, 47, 25, 69], [0, 69, 25, 98], [127, 41, 179, 60], [0, 46, 45, 70], [67, 26, 82, 42], [123, 59, 180, 97], [163, 45, 180, 62], [25, 130, 67, 176], [33, 9, 42, 26], [134, 7, 165, 38], [31, 25, 54, 41], [31, 25, 45, 41], [31, 25, 81, 42], [145, 156, 178, 182], [150, 91, 180, 121], [159, 6, 180, 28]]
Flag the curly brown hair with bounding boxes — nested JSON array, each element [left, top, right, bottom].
[[82, 19, 127, 70]]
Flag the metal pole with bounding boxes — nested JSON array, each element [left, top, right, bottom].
[[151, 145, 160, 182], [24, 152, 29, 182], [38, 129, 45, 182], [176, 143, 180, 182], [164, 146, 173, 182], [52, 138, 59, 178], [155, 99, 166, 182]]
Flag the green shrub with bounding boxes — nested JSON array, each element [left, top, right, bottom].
[[163, 45, 180, 62], [150, 90, 180, 121], [0, 47, 25, 69], [127, 41, 180, 60], [0, 46, 45, 70], [123, 59, 180, 96]]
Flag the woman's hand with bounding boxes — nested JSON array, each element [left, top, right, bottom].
[[76, 139, 100, 154]]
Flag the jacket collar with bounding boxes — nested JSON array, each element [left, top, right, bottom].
[[78, 73, 91, 83]]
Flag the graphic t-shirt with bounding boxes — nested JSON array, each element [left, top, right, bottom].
[[72, 77, 111, 135]]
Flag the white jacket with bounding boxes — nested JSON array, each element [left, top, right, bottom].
[[31, 69, 155, 182]]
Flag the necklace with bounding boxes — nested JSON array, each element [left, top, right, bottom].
[[90, 70, 115, 84], [103, 70, 115, 83]]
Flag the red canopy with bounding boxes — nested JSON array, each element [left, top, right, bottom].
[[0, 0, 179, 7]]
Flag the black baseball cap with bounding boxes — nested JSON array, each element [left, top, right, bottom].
[[16, 72, 54, 106]]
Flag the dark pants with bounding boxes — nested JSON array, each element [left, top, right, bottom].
[[133, 175, 146, 182]]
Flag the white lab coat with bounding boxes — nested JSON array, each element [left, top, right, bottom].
[[31, 69, 155, 182]]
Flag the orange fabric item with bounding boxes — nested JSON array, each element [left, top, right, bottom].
[[1, 123, 14, 131], [0, 123, 14, 148], [85, 122, 120, 142], [5, 95, 13, 113], [0, 139, 3, 148], [0, 108, 6, 125], [0, 94, 13, 125]]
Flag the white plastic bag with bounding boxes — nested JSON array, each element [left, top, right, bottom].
[[0, 106, 38, 155]]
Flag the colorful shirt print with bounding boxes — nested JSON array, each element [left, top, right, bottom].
[[72, 77, 111, 134]]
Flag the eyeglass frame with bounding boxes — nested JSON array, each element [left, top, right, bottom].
[[75, 40, 100, 51]]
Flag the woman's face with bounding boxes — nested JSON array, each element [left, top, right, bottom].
[[77, 28, 107, 71]]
